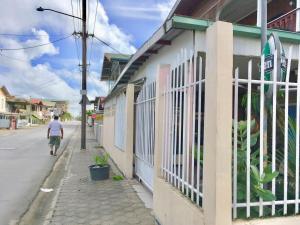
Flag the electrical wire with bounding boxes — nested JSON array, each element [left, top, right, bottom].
[[71, 0, 81, 65], [0, 33, 67, 37], [93, 35, 122, 54], [88, 0, 99, 68], [0, 52, 29, 63], [77, 0, 82, 31], [0, 34, 73, 51]]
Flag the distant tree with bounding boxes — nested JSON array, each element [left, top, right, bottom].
[[60, 112, 72, 121], [86, 110, 94, 116]]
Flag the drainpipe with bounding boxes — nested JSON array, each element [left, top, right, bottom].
[[297, 0, 300, 31], [261, 0, 267, 52], [257, 0, 262, 27]]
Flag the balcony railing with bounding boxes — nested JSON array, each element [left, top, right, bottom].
[[268, 8, 298, 32]]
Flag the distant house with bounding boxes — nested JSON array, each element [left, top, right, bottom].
[[92, 96, 105, 112], [101, 53, 131, 90], [0, 86, 10, 113]]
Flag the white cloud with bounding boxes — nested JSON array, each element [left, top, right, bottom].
[[157, 0, 177, 20], [0, 0, 137, 115], [106, 0, 176, 22]]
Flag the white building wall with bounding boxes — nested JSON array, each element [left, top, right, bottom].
[[0, 96, 6, 113], [129, 30, 196, 83]]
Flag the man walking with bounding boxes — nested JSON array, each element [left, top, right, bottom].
[[47, 115, 63, 156]]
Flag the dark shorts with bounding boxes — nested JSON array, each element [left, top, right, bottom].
[[49, 136, 61, 148]]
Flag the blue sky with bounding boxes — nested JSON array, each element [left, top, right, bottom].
[[0, 0, 175, 115]]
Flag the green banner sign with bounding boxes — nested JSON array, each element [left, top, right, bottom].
[[263, 33, 287, 99]]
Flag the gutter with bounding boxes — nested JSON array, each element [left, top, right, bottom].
[[106, 15, 300, 101], [109, 23, 168, 93]]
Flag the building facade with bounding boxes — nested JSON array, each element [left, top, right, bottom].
[[100, 1, 300, 225]]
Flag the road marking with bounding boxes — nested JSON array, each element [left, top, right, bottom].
[[0, 147, 16, 150]]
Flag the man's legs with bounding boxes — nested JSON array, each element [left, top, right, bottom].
[[49, 144, 54, 155], [53, 145, 59, 156], [53, 137, 61, 156]]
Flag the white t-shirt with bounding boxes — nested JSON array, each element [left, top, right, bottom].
[[48, 120, 63, 136]]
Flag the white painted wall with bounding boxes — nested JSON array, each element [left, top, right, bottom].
[[0, 95, 6, 113], [129, 30, 196, 84]]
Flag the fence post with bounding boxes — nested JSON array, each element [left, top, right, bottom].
[[203, 21, 233, 225], [153, 65, 169, 179], [124, 83, 135, 178]]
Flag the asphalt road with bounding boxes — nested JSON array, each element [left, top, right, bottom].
[[0, 122, 79, 225]]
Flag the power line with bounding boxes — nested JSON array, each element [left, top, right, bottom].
[[88, 0, 99, 67], [0, 34, 73, 51], [93, 35, 122, 54], [0, 52, 29, 63], [71, 0, 81, 65], [0, 33, 68, 37]]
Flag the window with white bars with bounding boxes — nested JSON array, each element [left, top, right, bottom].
[[232, 46, 300, 219], [114, 93, 126, 150], [161, 50, 205, 207]]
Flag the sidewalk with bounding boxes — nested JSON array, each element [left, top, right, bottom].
[[46, 127, 155, 225]]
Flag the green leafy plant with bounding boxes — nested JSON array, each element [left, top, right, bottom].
[[193, 146, 203, 165], [112, 175, 124, 181], [235, 119, 279, 202], [93, 153, 109, 167]]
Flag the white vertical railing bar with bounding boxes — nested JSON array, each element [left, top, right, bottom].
[[166, 73, 171, 182], [174, 66, 179, 186], [233, 68, 239, 219], [173, 68, 178, 186], [186, 51, 193, 197], [260, 54, 265, 217], [271, 52, 277, 216], [148, 85, 151, 164], [168, 73, 172, 182], [145, 85, 149, 166], [170, 70, 175, 184], [246, 60, 252, 218], [152, 83, 156, 165], [143, 87, 146, 163], [178, 56, 184, 189], [283, 46, 293, 215], [196, 56, 203, 206], [191, 52, 197, 201], [162, 74, 167, 176], [148, 85, 152, 165], [182, 49, 188, 193], [295, 45, 300, 214]]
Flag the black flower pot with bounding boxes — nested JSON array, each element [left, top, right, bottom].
[[89, 164, 110, 181]]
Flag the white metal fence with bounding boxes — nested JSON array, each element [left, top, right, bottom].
[[135, 81, 156, 191], [161, 50, 205, 207], [232, 46, 300, 218], [114, 93, 126, 150], [94, 123, 103, 146], [0, 114, 10, 128]]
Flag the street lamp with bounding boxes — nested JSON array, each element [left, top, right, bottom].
[[36, 7, 82, 20], [36, 3, 88, 150]]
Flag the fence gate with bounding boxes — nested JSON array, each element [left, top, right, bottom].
[[135, 81, 156, 191]]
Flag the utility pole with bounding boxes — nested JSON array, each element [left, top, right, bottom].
[[81, 0, 87, 150]]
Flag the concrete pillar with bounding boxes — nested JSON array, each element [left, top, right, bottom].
[[124, 83, 134, 178], [153, 65, 170, 179], [203, 21, 233, 225]]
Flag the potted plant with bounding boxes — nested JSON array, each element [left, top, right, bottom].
[[89, 153, 110, 181]]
